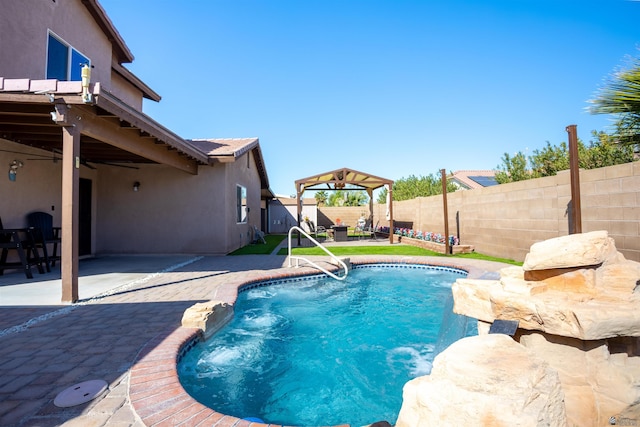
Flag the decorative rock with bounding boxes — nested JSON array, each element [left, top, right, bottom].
[[523, 230, 615, 271], [395, 334, 567, 427], [181, 301, 233, 339], [450, 231, 640, 426], [517, 331, 640, 427]]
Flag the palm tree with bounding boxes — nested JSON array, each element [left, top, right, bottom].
[[590, 54, 640, 147], [314, 191, 328, 206]]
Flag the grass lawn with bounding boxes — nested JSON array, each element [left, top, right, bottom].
[[228, 234, 287, 255], [277, 245, 521, 265], [228, 233, 521, 266]]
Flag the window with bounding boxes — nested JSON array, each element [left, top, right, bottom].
[[236, 185, 247, 223], [46, 32, 90, 81]]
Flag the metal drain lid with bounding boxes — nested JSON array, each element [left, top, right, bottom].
[[54, 379, 108, 408]]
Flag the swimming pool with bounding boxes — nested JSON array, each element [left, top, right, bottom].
[[178, 264, 474, 426]]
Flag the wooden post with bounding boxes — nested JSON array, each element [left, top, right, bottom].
[[388, 186, 394, 244], [441, 169, 450, 255], [297, 186, 303, 246], [566, 124, 582, 234], [56, 102, 80, 303]]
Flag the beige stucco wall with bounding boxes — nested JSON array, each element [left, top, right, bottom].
[[0, 0, 111, 84], [364, 162, 640, 262], [94, 151, 263, 255], [0, 0, 147, 111], [0, 139, 98, 228], [1, 139, 264, 255]]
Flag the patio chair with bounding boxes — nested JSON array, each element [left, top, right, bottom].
[[26, 211, 61, 269], [363, 218, 378, 240], [253, 225, 266, 244], [305, 220, 329, 241], [0, 217, 46, 278]]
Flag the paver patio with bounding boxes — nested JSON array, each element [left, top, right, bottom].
[[0, 249, 506, 427]]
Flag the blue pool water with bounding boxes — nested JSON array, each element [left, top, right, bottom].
[[178, 265, 474, 426]]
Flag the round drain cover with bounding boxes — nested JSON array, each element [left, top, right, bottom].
[[54, 379, 108, 408]]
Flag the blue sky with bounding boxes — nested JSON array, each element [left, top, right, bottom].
[[101, 0, 640, 196]]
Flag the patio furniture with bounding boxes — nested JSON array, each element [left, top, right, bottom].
[[253, 225, 266, 244], [331, 225, 348, 242], [0, 218, 46, 279], [26, 211, 61, 269], [305, 220, 329, 241]]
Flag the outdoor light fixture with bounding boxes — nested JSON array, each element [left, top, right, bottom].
[[81, 63, 92, 103], [133, 181, 140, 192], [8, 159, 23, 182]]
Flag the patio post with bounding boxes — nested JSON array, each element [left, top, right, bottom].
[[441, 169, 450, 255], [55, 101, 80, 303], [567, 124, 582, 234]]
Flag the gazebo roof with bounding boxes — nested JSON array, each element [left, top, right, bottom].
[[295, 167, 393, 193]]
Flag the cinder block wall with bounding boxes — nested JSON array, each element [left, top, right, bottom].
[[321, 162, 640, 262]]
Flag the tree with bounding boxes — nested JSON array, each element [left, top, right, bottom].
[[314, 191, 328, 206], [495, 152, 530, 183], [495, 131, 635, 184], [589, 53, 640, 148], [581, 131, 635, 169], [376, 173, 457, 203], [529, 142, 569, 178], [326, 190, 368, 207]]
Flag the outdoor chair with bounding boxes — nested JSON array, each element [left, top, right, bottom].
[[253, 225, 266, 244], [26, 211, 61, 269], [355, 217, 377, 240], [0, 217, 46, 278], [305, 220, 329, 241]]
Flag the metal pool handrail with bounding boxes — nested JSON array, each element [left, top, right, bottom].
[[287, 226, 348, 281]]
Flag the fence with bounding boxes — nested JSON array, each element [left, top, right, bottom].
[[319, 162, 640, 262]]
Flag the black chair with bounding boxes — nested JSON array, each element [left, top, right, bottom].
[[0, 217, 46, 278], [26, 212, 61, 269]]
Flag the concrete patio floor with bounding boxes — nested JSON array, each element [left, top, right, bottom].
[[0, 244, 508, 427]]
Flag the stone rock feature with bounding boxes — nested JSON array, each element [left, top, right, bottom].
[[445, 230, 640, 426], [395, 334, 567, 427], [181, 301, 233, 339]]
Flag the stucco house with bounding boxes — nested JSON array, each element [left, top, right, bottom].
[[0, 0, 273, 302]]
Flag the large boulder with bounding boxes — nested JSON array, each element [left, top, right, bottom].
[[395, 334, 567, 427], [522, 230, 617, 271], [452, 231, 640, 340], [451, 231, 640, 426]]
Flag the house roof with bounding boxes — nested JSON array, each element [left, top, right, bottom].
[[81, 0, 160, 101], [111, 62, 161, 102], [275, 196, 317, 206], [82, 0, 134, 64], [449, 170, 498, 190], [189, 138, 273, 198]]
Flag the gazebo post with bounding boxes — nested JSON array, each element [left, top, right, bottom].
[[296, 186, 303, 246], [388, 187, 394, 244]]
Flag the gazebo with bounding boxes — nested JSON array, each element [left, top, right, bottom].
[[294, 167, 394, 243]]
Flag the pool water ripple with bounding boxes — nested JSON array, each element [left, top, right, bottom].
[[178, 264, 473, 426]]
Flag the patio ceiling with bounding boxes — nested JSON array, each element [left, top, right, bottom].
[[0, 80, 208, 173], [295, 167, 393, 193]]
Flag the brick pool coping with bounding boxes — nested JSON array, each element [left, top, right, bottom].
[[129, 257, 490, 427]]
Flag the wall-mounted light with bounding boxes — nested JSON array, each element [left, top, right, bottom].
[[133, 181, 140, 192], [8, 159, 23, 182]]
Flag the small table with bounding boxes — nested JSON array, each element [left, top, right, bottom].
[[331, 225, 348, 242]]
